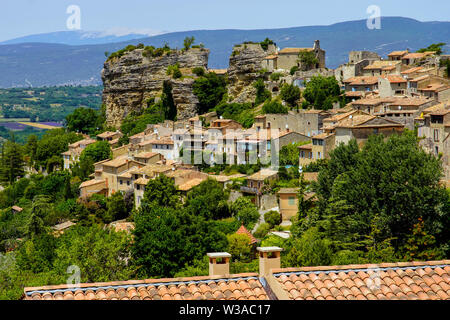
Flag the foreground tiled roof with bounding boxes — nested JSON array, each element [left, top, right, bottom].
[[23, 273, 269, 300], [272, 260, 450, 300]]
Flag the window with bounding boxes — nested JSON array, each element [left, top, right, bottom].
[[127, 181, 130, 186], [434, 129, 439, 142], [120, 180, 123, 185], [136, 185, 140, 190], [288, 196, 295, 205]]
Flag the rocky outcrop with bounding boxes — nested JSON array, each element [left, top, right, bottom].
[[171, 78, 199, 120], [227, 43, 275, 103], [102, 48, 209, 128]]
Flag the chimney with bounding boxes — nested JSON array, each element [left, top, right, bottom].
[[257, 247, 283, 276], [313, 40, 320, 50], [207, 252, 231, 276]]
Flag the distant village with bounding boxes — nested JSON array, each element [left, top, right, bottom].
[[61, 40, 450, 219]]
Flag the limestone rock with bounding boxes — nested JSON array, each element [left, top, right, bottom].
[[227, 43, 271, 103], [102, 48, 209, 128]]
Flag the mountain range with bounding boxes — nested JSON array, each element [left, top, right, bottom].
[[0, 17, 448, 88]]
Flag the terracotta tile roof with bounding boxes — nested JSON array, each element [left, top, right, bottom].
[[97, 131, 121, 139], [264, 54, 277, 60], [410, 75, 430, 82], [401, 66, 424, 74], [419, 83, 450, 93], [279, 47, 314, 54], [298, 143, 312, 150], [102, 157, 128, 168], [134, 152, 159, 159], [388, 50, 409, 57], [23, 273, 269, 300], [134, 177, 149, 185], [345, 91, 364, 97], [79, 179, 106, 188], [277, 188, 299, 194], [177, 178, 206, 191], [343, 76, 379, 85], [364, 61, 400, 70], [312, 132, 334, 140], [272, 260, 450, 300], [402, 52, 433, 60], [247, 169, 278, 181], [382, 75, 407, 83], [236, 225, 258, 244]]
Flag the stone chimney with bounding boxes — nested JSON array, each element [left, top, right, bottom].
[[257, 247, 283, 276], [207, 252, 231, 276]]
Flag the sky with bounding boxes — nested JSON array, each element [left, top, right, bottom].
[[1, 0, 449, 41]]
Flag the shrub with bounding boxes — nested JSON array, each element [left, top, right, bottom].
[[192, 67, 205, 77], [254, 222, 271, 239], [264, 210, 281, 228], [227, 233, 252, 262], [280, 83, 301, 107], [290, 66, 299, 75], [269, 72, 283, 81], [262, 100, 288, 114], [253, 79, 271, 105]]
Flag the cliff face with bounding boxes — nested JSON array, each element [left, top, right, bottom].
[[227, 43, 275, 103], [102, 48, 209, 128]]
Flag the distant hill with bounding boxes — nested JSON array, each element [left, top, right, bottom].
[[0, 17, 448, 88], [0, 30, 158, 46]]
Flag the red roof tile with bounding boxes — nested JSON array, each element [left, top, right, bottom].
[[23, 273, 269, 300], [272, 260, 450, 300]]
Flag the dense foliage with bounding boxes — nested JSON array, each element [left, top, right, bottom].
[[302, 75, 342, 110], [193, 72, 227, 114]]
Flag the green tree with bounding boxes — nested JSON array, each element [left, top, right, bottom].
[[26, 195, 53, 238], [280, 83, 301, 107], [303, 75, 341, 110], [66, 107, 102, 134], [253, 79, 271, 105], [231, 197, 260, 228], [264, 210, 281, 228], [104, 192, 128, 223], [185, 179, 230, 220], [253, 222, 271, 239], [79, 141, 111, 164], [262, 100, 288, 114], [298, 50, 319, 70], [227, 233, 252, 262], [417, 43, 446, 55], [0, 137, 25, 185], [285, 227, 333, 267], [140, 174, 180, 209], [193, 72, 227, 114], [183, 36, 195, 51], [53, 224, 134, 283]]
